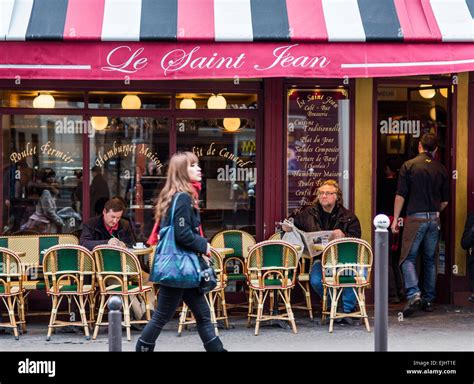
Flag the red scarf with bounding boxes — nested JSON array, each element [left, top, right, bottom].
[[190, 181, 204, 237], [104, 218, 119, 235]]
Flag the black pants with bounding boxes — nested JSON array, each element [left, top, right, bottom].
[[139, 285, 216, 345], [468, 252, 474, 292]]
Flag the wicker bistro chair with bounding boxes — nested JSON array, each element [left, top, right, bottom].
[[177, 248, 229, 336], [42, 244, 96, 341], [246, 240, 299, 336], [0, 234, 79, 298], [320, 238, 373, 333], [92, 245, 152, 341], [210, 230, 256, 310], [269, 232, 313, 321], [0, 248, 26, 339]]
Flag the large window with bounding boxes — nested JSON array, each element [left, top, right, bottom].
[[2, 114, 83, 234], [90, 116, 169, 241], [177, 118, 257, 238], [1, 87, 260, 240], [286, 88, 351, 216]]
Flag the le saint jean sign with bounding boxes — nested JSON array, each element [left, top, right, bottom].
[[1, 41, 474, 80]]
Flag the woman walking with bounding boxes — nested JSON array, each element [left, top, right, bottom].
[[136, 152, 226, 352]]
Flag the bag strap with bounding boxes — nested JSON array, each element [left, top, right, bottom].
[[169, 192, 184, 223]]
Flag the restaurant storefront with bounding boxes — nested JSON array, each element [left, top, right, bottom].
[[0, 0, 473, 305]]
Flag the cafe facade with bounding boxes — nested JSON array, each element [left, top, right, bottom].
[[0, 0, 473, 305]]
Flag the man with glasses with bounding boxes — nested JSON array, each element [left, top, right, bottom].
[[282, 179, 361, 323]]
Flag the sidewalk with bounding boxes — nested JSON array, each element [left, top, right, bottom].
[[1, 305, 473, 351]]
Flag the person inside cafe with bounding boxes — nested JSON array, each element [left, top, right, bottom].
[[90, 166, 110, 216], [282, 179, 361, 323]]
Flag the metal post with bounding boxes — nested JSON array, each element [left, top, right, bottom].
[[373, 214, 390, 352], [108, 296, 122, 352]]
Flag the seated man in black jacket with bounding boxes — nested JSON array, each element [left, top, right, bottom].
[[80, 198, 134, 251], [461, 212, 474, 302], [80, 198, 150, 321], [283, 179, 361, 318]]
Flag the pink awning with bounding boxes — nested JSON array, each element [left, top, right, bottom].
[[0, 41, 473, 80], [0, 0, 473, 79]]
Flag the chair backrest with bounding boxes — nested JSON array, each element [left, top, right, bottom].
[[92, 245, 144, 294], [268, 232, 283, 241], [246, 240, 298, 289], [321, 238, 373, 285], [210, 230, 256, 259], [0, 247, 23, 294], [209, 248, 226, 289], [0, 234, 79, 278], [42, 244, 95, 294]]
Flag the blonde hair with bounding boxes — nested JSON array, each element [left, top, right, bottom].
[[154, 151, 199, 221], [316, 179, 343, 206]]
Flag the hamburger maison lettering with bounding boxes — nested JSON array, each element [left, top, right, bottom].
[[95, 141, 163, 169]]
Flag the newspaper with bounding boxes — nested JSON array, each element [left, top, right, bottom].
[[282, 219, 333, 258]]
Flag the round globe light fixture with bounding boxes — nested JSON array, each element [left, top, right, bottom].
[[33, 93, 55, 108], [179, 98, 197, 109], [223, 118, 241, 132], [429, 107, 437, 121], [439, 88, 448, 98], [90, 116, 108, 131], [207, 94, 227, 109], [121, 94, 142, 109], [418, 85, 436, 99]]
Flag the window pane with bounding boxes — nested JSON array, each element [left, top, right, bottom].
[[88, 92, 171, 109], [90, 117, 169, 241], [286, 88, 350, 216], [176, 93, 258, 110], [2, 115, 83, 234], [0, 90, 85, 108], [177, 118, 257, 238]]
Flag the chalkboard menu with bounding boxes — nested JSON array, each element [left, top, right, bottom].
[[287, 88, 350, 216]]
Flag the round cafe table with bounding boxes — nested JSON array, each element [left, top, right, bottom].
[[212, 247, 234, 256]]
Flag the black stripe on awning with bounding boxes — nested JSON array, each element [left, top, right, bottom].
[[358, 0, 403, 42], [251, 0, 290, 42], [140, 0, 177, 41], [26, 0, 69, 41], [466, 0, 474, 19]]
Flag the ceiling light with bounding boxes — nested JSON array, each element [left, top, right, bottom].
[[179, 98, 197, 109], [418, 85, 436, 99], [90, 116, 108, 130], [207, 94, 227, 109], [33, 93, 55, 108], [121, 94, 142, 109], [223, 118, 241, 132]]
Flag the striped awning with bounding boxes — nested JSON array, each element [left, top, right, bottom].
[[1, 0, 474, 43]]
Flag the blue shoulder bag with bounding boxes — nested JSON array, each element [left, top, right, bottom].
[[149, 193, 202, 288]]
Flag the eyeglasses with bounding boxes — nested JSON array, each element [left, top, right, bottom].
[[318, 191, 336, 196]]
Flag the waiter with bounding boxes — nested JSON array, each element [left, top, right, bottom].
[[391, 132, 449, 317]]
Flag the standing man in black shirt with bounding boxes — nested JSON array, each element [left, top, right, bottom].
[[391, 133, 449, 317]]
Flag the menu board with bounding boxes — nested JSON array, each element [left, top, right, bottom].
[[287, 88, 349, 216]]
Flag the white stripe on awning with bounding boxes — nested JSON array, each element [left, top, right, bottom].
[[214, 0, 253, 42], [0, 0, 15, 40], [430, 0, 474, 42], [5, 0, 32, 41], [322, 0, 365, 42], [102, 0, 142, 41]]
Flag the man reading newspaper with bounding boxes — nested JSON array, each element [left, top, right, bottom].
[[282, 180, 361, 324]]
